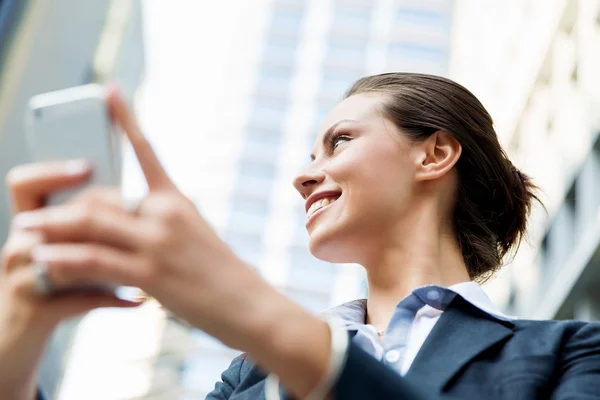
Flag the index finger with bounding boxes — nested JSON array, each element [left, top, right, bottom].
[[106, 85, 175, 191], [5, 160, 92, 213]]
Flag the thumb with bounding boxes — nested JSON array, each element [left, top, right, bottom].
[[49, 291, 144, 319]]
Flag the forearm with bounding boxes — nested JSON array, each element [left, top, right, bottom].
[[0, 375, 38, 400], [250, 297, 330, 398], [221, 275, 331, 399], [0, 310, 50, 400]]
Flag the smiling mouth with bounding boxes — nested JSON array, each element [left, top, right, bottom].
[[307, 195, 340, 219]]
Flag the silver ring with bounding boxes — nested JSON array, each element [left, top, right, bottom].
[[33, 262, 53, 295]]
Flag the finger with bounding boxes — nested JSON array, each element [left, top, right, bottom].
[[5, 264, 143, 334], [8, 261, 144, 307], [105, 84, 175, 191], [49, 291, 144, 318], [6, 160, 92, 213], [31, 243, 145, 288], [73, 186, 142, 216], [12, 203, 147, 250], [72, 186, 152, 223], [74, 186, 123, 206], [1, 230, 44, 272]]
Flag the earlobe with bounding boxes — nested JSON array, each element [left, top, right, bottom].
[[415, 130, 461, 181]]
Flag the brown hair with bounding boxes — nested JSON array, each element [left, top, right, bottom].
[[345, 73, 541, 281]]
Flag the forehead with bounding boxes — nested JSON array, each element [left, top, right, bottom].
[[317, 93, 386, 137]]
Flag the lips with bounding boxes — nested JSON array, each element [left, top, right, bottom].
[[305, 190, 342, 220], [307, 196, 339, 218]]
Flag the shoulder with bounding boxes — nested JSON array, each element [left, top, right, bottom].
[[512, 317, 600, 333], [222, 352, 260, 382], [207, 352, 277, 399], [229, 353, 272, 390], [513, 320, 600, 397], [511, 318, 600, 351]]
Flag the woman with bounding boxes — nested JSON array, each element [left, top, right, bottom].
[[0, 73, 598, 400]]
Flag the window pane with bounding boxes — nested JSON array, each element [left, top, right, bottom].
[[388, 42, 447, 63], [234, 175, 273, 200], [237, 158, 276, 180], [250, 95, 289, 127], [231, 195, 269, 216], [332, 6, 372, 31], [327, 37, 368, 64], [228, 210, 268, 236], [225, 230, 263, 265], [396, 7, 446, 26], [270, 6, 305, 36], [288, 248, 339, 293], [288, 261, 339, 294], [258, 65, 293, 88], [321, 68, 362, 97], [285, 287, 332, 313], [293, 211, 310, 245], [245, 126, 283, 146], [228, 194, 270, 232], [263, 36, 299, 65], [241, 138, 281, 164]]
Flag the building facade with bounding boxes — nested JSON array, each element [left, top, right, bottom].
[[0, 0, 147, 399], [448, 0, 600, 320]]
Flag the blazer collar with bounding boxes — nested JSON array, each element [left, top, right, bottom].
[[404, 295, 514, 392]]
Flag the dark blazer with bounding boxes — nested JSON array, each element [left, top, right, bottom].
[[206, 295, 600, 399]]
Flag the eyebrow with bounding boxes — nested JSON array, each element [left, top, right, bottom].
[[310, 119, 357, 161]]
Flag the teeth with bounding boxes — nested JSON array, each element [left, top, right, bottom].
[[307, 200, 321, 217], [307, 196, 338, 218]]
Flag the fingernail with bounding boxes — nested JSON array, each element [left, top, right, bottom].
[[13, 212, 42, 229], [65, 159, 92, 176]]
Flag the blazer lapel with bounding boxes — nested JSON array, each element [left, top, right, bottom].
[[405, 296, 514, 392]]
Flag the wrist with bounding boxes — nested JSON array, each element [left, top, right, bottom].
[[0, 303, 51, 398], [0, 374, 38, 400], [197, 259, 332, 397], [238, 284, 332, 398]]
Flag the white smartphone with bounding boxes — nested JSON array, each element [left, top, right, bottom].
[[25, 83, 122, 205], [25, 84, 122, 293]]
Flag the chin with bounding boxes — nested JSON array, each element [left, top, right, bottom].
[[308, 225, 362, 264]]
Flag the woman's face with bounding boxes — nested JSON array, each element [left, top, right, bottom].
[[293, 93, 422, 264]]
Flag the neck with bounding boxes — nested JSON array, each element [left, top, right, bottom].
[[362, 204, 471, 331]]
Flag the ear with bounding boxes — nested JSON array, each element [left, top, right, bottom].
[[414, 130, 462, 182]]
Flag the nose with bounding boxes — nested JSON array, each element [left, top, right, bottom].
[[292, 166, 326, 200]]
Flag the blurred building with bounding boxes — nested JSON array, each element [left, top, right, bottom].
[[0, 0, 147, 399], [449, 0, 600, 320]]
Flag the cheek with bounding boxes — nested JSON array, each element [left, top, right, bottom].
[[329, 145, 412, 212]]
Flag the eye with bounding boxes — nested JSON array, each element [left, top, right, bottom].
[[330, 132, 352, 150]]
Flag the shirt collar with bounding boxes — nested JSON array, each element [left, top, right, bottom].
[[446, 281, 514, 321], [322, 281, 514, 326]]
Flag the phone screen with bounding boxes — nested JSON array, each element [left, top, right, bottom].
[[24, 84, 125, 295], [26, 84, 121, 205]]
